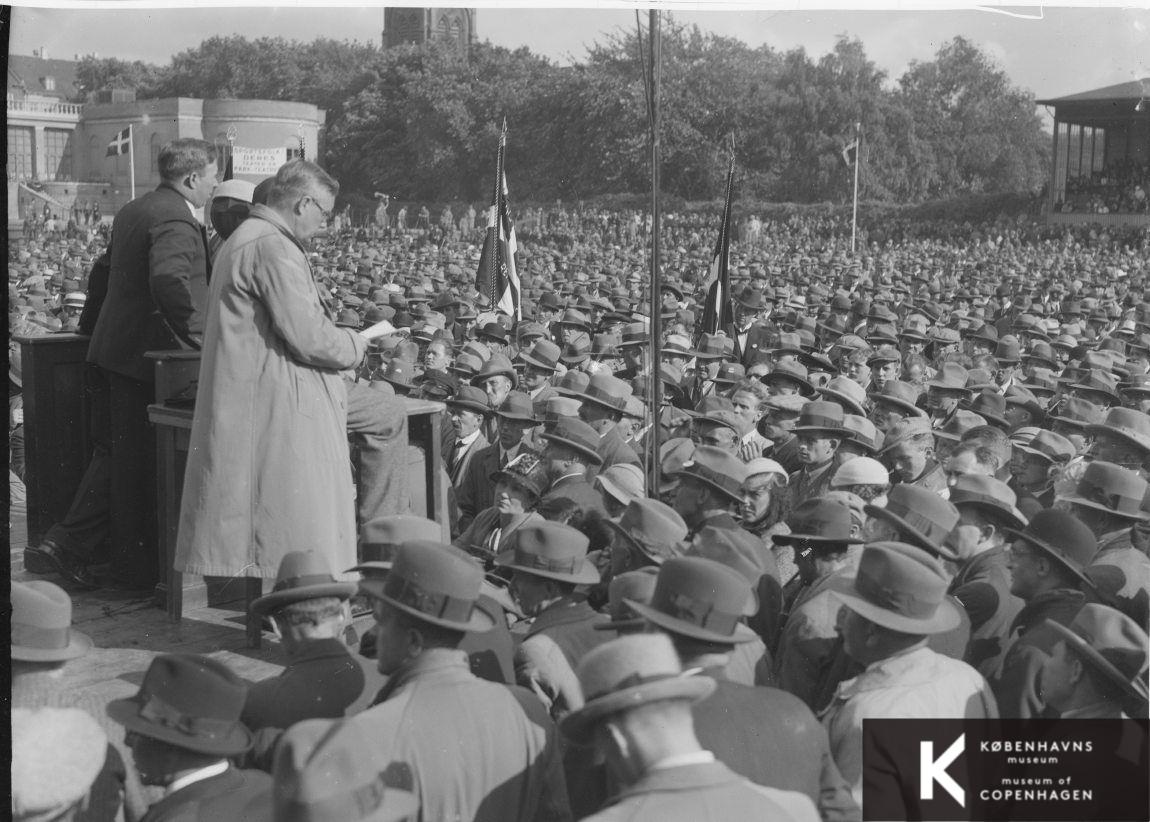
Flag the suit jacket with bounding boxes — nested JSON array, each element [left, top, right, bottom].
[[355, 649, 571, 822], [516, 596, 611, 719], [456, 442, 502, 530], [88, 184, 210, 382], [447, 431, 490, 488], [139, 767, 271, 822], [949, 545, 1023, 676], [988, 588, 1085, 718], [596, 426, 641, 473], [726, 322, 777, 367], [585, 760, 819, 822], [1089, 528, 1150, 631], [693, 667, 859, 822]]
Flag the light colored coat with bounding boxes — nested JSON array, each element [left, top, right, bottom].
[[175, 205, 366, 578], [821, 645, 998, 805]]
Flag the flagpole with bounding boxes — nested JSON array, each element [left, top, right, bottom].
[[851, 122, 860, 254], [647, 9, 662, 498], [128, 123, 136, 201]]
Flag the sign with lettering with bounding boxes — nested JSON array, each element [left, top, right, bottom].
[[231, 147, 288, 176]]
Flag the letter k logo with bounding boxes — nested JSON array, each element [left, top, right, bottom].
[[920, 734, 965, 806]]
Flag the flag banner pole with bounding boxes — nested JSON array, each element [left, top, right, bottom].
[[851, 122, 861, 253], [128, 123, 136, 201], [647, 8, 663, 499], [702, 140, 735, 337]]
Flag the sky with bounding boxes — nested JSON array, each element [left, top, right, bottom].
[[8, 2, 1150, 103]]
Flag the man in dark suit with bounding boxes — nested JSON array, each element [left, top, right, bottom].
[[34, 139, 217, 591], [631, 558, 860, 822], [725, 285, 778, 367], [575, 373, 642, 474], [106, 654, 270, 822], [240, 551, 374, 770]]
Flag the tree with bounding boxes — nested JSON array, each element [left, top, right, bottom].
[[74, 56, 165, 100], [896, 36, 1048, 198]]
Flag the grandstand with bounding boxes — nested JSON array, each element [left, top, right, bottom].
[[1039, 78, 1150, 226]]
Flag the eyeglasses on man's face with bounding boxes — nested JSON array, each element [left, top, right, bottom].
[[304, 194, 332, 222]]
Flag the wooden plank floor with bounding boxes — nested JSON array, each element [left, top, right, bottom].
[[11, 510, 287, 698]]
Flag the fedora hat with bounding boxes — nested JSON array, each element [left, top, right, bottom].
[[1045, 604, 1149, 704], [842, 414, 883, 454], [947, 474, 1027, 529], [10, 580, 92, 662], [477, 321, 509, 343], [354, 514, 442, 573], [712, 361, 746, 386], [1015, 429, 1074, 464], [628, 556, 758, 645], [828, 542, 962, 635], [1004, 385, 1046, 423], [251, 551, 358, 617], [618, 322, 650, 348], [359, 541, 495, 632], [540, 416, 604, 464], [927, 362, 971, 397], [106, 654, 253, 756], [445, 385, 490, 416], [818, 376, 868, 416], [495, 391, 538, 423], [557, 308, 591, 330], [471, 353, 517, 387], [1002, 509, 1097, 584], [660, 333, 699, 358], [519, 339, 560, 372], [554, 369, 591, 398], [773, 498, 865, 547], [1060, 460, 1150, 522], [595, 463, 646, 507], [579, 373, 632, 413], [879, 415, 934, 454], [865, 484, 960, 560], [735, 286, 768, 311], [792, 400, 846, 437], [594, 568, 660, 632], [379, 358, 414, 390], [1070, 369, 1119, 403], [561, 633, 716, 745], [266, 719, 420, 822], [1086, 407, 1150, 454], [870, 380, 926, 416], [967, 388, 1009, 428], [671, 444, 749, 502], [695, 333, 734, 361], [560, 339, 591, 365], [12, 707, 109, 822], [764, 360, 816, 397], [1048, 396, 1104, 429], [607, 498, 688, 565], [495, 521, 601, 585]]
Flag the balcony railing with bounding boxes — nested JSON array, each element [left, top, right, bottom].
[[6, 97, 84, 117]]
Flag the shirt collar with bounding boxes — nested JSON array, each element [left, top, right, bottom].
[[458, 429, 481, 447], [650, 751, 715, 772], [166, 761, 228, 796]]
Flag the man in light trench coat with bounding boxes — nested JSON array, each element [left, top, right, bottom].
[[175, 160, 404, 580]]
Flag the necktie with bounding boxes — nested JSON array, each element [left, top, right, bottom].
[[452, 440, 467, 474]]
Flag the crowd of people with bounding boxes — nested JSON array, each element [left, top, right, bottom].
[[8, 139, 1150, 822], [1058, 157, 1150, 215]]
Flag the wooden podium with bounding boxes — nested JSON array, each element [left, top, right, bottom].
[[147, 362, 447, 645], [16, 333, 93, 550]]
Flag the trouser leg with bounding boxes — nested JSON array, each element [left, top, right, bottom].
[[345, 380, 409, 524], [106, 370, 158, 587], [43, 365, 112, 562]]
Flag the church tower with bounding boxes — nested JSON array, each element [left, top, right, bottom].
[[382, 8, 476, 56]]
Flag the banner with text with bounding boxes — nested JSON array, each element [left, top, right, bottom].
[[231, 147, 288, 177]]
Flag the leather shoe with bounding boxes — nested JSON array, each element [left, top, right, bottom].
[[25, 540, 99, 589]]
